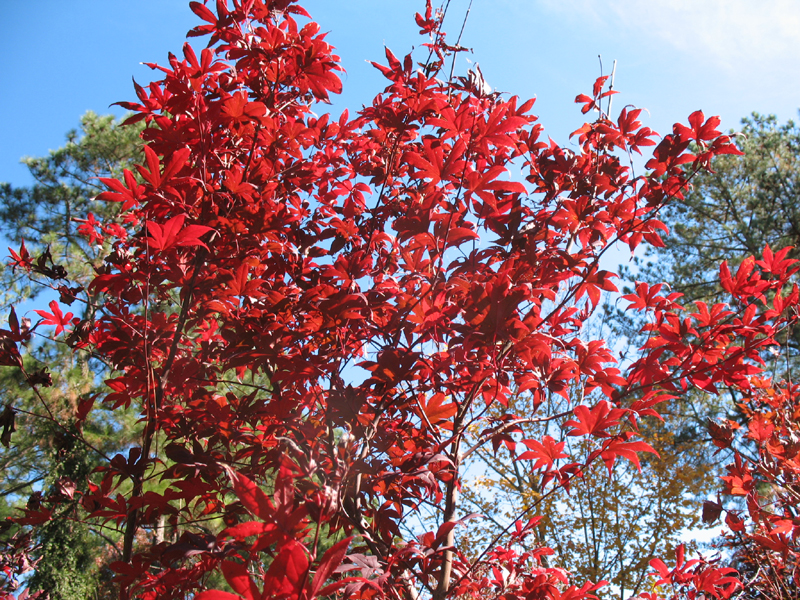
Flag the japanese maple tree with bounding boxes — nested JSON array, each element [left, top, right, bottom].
[[1, 1, 797, 599]]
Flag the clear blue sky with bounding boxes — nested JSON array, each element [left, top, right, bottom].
[[2, 0, 799, 187]]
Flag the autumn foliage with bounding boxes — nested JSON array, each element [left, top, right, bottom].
[[1, 1, 798, 599]]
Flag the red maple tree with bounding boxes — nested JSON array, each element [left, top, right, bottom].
[[2, 1, 797, 599]]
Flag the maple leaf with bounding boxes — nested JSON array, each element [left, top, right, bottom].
[[145, 214, 213, 252], [419, 393, 458, 426], [221, 561, 260, 600], [600, 434, 658, 474], [673, 110, 722, 143], [518, 436, 568, 470], [756, 243, 797, 277], [263, 541, 309, 599], [75, 212, 104, 245], [222, 91, 269, 124], [564, 401, 624, 438], [415, 0, 436, 34], [34, 300, 73, 336], [310, 537, 352, 597], [193, 592, 244, 600], [228, 471, 275, 522], [97, 168, 146, 210], [8, 239, 32, 271]]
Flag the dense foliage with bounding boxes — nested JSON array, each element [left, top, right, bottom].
[[1, 1, 797, 599]]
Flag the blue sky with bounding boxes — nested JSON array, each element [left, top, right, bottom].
[[2, 0, 799, 187]]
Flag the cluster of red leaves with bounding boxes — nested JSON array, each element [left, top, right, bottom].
[[635, 246, 800, 600], [698, 248, 800, 599], [2, 1, 796, 599], [642, 544, 740, 600]]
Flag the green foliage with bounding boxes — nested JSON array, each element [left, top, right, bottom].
[[0, 111, 143, 247], [28, 518, 97, 600]]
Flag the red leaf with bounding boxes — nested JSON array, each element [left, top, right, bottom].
[[97, 169, 145, 210], [720, 260, 734, 294], [189, 1, 218, 24], [229, 472, 275, 522], [145, 214, 212, 252], [161, 147, 191, 183], [649, 557, 670, 579], [137, 145, 162, 187], [222, 521, 278, 541], [193, 593, 243, 600], [8, 240, 32, 270], [600, 435, 658, 474], [34, 300, 74, 336], [310, 536, 352, 596], [446, 227, 479, 246], [518, 436, 568, 470], [702, 500, 723, 524], [564, 401, 623, 438], [420, 393, 457, 425], [221, 561, 260, 600], [263, 541, 309, 600]]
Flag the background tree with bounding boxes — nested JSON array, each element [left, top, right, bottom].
[[463, 392, 717, 600], [0, 111, 145, 289], [457, 116, 800, 597], [611, 113, 800, 597], [0, 112, 143, 598], [644, 247, 800, 600]]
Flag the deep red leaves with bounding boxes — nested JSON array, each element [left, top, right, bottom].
[[193, 592, 244, 600], [645, 545, 740, 600], [263, 541, 309, 600], [310, 537, 352, 597], [599, 435, 657, 474], [518, 436, 568, 470], [673, 110, 722, 143], [97, 169, 146, 210], [221, 561, 260, 600], [415, 0, 437, 34], [228, 472, 275, 523], [8, 240, 32, 271], [222, 92, 269, 125]]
